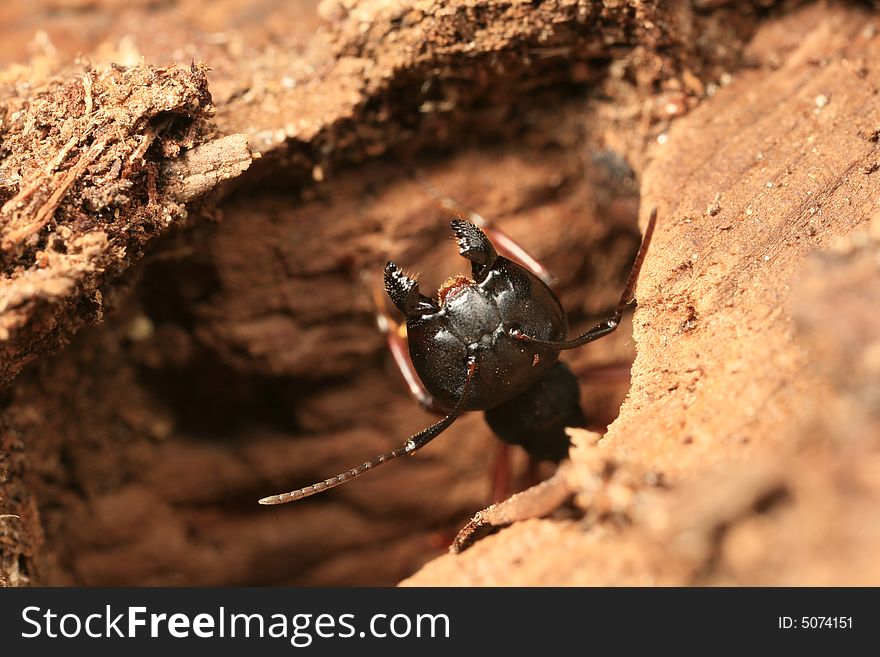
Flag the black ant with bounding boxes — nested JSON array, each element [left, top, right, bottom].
[[259, 205, 657, 505]]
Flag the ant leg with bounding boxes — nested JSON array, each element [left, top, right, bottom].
[[491, 442, 512, 503], [523, 457, 547, 491], [452, 463, 576, 553], [572, 360, 636, 430], [510, 208, 658, 350], [259, 359, 478, 505], [418, 176, 555, 286], [365, 269, 445, 415], [489, 445, 551, 503]]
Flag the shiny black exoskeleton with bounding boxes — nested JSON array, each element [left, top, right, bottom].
[[259, 210, 657, 505], [385, 220, 566, 411], [383, 220, 578, 463], [484, 361, 586, 462]]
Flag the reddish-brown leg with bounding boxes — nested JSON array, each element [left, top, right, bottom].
[[491, 442, 512, 503], [417, 176, 556, 286], [368, 272, 445, 415], [524, 457, 544, 490]]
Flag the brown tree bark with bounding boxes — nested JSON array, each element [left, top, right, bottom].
[[2, 0, 877, 586]]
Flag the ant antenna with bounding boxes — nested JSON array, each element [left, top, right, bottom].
[[510, 207, 658, 350], [259, 359, 478, 505]]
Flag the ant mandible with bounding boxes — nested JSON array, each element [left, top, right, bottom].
[[259, 206, 658, 505]]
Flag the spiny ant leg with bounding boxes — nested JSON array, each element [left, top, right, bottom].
[[510, 208, 658, 351], [452, 465, 576, 553], [417, 174, 555, 286], [258, 359, 478, 505], [365, 270, 444, 415]]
